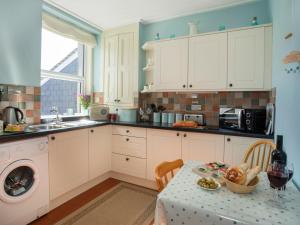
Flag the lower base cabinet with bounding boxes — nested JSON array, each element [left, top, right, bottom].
[[224, 135, 265, 165], [112, 153, 146, 178], [146, 129, 182, 181], [182, 132, 225, 163], [49, 129, 89, 200]]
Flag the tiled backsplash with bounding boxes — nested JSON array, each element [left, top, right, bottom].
[[139, 91, 274, 126], [0, 84, 41, 124]]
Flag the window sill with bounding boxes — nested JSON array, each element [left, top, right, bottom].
[[41, 114, 89, 123]]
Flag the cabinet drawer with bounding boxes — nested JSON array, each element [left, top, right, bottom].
[[112, 126, 146, 138], [112, 153, 146, 179], [112, 135, 146, 158]]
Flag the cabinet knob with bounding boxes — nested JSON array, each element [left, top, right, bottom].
[[126, 138, 129, 142], [126, 157, 130, 161], [51, 136, 55, 141], [176, 133, 180, 136], [126, 130, 130, 133], [90, 129, 94, 133], [182, 84, 186, 88], [229, 83, 233, 87], [227, 138, 231, 142], [183, 133, 187, 137], [189, 84, 192, 88]]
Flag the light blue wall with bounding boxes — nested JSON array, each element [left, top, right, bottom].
[[0, 0, 42, 87], [141, 0, 271, 43], [269, 0, 300, 185]]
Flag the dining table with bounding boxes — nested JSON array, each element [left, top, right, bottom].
[[154, 161, 300, 225]]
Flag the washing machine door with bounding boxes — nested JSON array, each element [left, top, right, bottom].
[[0, 159, 40, 203]]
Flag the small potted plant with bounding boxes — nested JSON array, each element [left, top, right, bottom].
[[79, 94, 91, 115]]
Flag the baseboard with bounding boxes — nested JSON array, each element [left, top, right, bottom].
[[109, 171, 158, 190], [49, 172, 111, 210]]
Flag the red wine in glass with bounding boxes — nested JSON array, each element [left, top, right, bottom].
[[267, 171, 289, 188]]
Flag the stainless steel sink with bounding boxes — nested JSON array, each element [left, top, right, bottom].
[[26, 123, 74, 131]]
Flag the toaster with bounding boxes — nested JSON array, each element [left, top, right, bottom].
[[89, 104, 109, 120]]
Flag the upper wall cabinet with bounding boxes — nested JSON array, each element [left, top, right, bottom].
[[154, 38, 188, 90], [103, 24, 140, 107], [146, 24, 272, 92], [188, 33, 227, 90], [227, 27, 265, 89]]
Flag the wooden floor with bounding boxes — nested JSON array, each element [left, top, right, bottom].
[[30, 178, 121, 225]]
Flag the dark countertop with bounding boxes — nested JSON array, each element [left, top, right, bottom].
[[0, 121, 273, 143]]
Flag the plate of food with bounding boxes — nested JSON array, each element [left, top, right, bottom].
[[196, 177, 221, 191], [193, 161, 229, 179]]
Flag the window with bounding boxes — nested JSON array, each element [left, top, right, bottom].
[[41, 28, 85, 116]]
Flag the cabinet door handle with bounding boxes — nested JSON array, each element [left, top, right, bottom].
[[229, 83, 233, 87], [176, 133, 180, 136], [126, 138, 129, 142], [227, 138, 231, 142], [182, 84, 186, 88], [183, 133, 187, 137], [90, 129, 94, 133], [189, 84, 192, 88], [126, 157, 130, 161], [51, 136, 55, 141]]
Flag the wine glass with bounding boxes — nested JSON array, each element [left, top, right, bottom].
[[267, 162, 289, 206]]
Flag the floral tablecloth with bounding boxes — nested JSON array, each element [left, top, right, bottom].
[[154, 161, 300, 225]]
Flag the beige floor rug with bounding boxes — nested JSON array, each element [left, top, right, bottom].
[[55, 182, 157, 225]]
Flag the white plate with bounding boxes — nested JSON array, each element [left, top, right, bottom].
[[196, 177, 221, 191]]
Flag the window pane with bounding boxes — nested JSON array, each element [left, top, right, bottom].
[[41, 29, 84, 76], [41, 78, 80, 116]]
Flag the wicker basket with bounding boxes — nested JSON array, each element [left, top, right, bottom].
[[224, 176, 259, 194]]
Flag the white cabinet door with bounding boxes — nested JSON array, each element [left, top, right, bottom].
[[182, 132, 224, 163], [188, 33, 227, 90], [117, 32, 134, 105], [228, 27, 265, 89], [88, 126, 112, 180], [104, 35, 118, 104], [155, 38, 188, 90], [146, 129, 182, 180], [49, 129, 89, 200], [224, 136, 263, 166]]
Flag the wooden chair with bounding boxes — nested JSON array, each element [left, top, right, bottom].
[[155, 159, 184, 192], [242, 140, 276, 172]]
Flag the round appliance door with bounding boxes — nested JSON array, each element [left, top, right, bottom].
[[0, 159, 40, 203]]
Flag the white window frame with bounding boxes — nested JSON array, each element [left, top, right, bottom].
[[40, 41, 89, 117]]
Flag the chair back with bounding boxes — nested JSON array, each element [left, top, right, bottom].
[[155, 159, 183, 192], [242, 140, 276, 171]]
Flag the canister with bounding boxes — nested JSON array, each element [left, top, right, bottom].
[[168, 113, 175, 124], [175, 113, 183, 122], [161, 113, 168, 123], [153, 112, 161, 123]]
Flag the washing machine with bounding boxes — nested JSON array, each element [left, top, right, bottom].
[[0, 137, 49, 225]]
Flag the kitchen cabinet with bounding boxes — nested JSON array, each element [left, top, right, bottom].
[[182, 132, 224, 163], [147, 129, 182, 180], [88, 126, 112, 180], [227, 27, 265, 89], [148, 24, 272, 92], [154, 38, 188, 90], [224, 135, 266, 165], [49, 129, 89, 200], [188, 33, 227, 90], [103, 24, 140, 107]]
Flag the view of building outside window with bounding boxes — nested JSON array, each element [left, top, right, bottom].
[[41, 28, 84, 116]]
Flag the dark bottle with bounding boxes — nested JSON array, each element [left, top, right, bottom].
[[271, 135, 287, 165]]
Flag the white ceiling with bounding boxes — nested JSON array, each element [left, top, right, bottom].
[[46, 0, 255, 30]]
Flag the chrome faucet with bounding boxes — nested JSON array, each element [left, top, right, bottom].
[[50, 106, 62, 124]]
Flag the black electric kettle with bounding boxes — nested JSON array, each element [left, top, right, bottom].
[[2, 106, 24, 125]]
